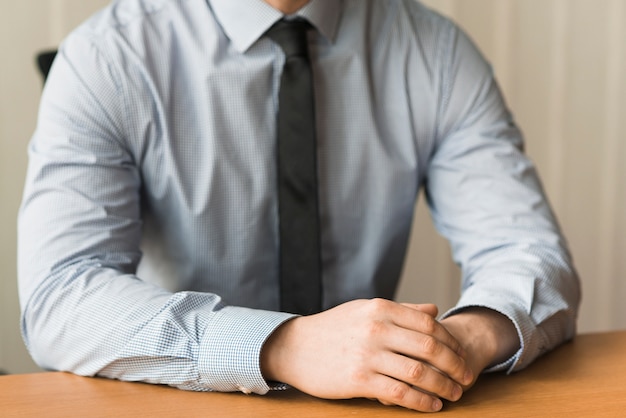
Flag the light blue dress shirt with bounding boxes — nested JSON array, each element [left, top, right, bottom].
[[18, 0, 580, 395]]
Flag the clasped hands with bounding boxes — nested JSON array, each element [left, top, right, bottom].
[[261, 298, 518, 412]]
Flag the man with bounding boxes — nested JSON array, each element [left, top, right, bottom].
[[18, 0, 580, 412]]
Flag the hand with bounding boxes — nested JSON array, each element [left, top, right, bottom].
[[261, 298, 474, 412], [440, 307, 520, 390]]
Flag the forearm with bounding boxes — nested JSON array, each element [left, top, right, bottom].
[[21, 265, 189, 378], [20, 262, 293, 392], [443, 253, 579, 373]]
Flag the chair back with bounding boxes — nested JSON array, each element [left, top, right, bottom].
[[36, 50, 58, 83]]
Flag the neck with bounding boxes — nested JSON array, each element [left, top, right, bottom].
[[264, 0, 310, 14]]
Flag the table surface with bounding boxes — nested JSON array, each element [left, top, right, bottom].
[[2, 331, 626, 417]]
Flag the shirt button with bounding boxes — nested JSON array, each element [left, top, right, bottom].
[[237, 385, 252, 394]]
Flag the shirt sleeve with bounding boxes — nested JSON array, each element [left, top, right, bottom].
[[428, 23, 581, 373], [17, 31, 294, 395]]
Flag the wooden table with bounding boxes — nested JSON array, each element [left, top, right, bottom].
[[2, 331, 626, 417]]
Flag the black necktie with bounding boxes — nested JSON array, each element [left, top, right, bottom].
[[266, 20, 322, 315]]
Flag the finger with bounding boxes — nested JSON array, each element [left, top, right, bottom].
[[393, 304, 467, 360], [367, 374, 444, 412], [383, 305, 472, 385], [400, 302, 438, 318], [383, 325, 472, 387], [378, 351, 463, 402]]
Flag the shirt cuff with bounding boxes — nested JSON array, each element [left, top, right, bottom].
[[197, 306, 297, 394], [441, 283, 544, 374]]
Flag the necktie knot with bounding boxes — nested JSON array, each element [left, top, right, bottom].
[[266, 19, 311, 58]]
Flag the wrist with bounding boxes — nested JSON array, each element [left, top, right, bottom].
[[260, 316, 300, 383], [441, 307, 519, 377]]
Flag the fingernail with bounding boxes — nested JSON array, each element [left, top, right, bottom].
[[432, 399, 443, 411], [464, 369, 474, 384], [452, 385, 462, 401]]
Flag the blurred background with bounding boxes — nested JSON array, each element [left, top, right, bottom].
[[0, 0, 624, 374]]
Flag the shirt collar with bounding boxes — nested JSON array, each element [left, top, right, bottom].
[[208, 0, 342, 52]]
